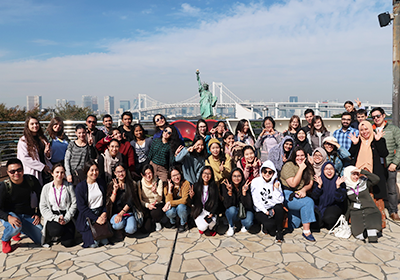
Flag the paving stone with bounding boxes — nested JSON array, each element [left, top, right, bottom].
[[110, 254, 142, 265], [281, 243, 306, 253], [381, 265, 400, 274], [353, 263, 385, 280], [323, 262, 339, 273], [73, 252, 110, 263], [0, 253, 7, 267], [259, 239, 274, 247], [87, 274, 112, 280], [354, 246, 382, 264], [214, 248, 240, 266], [368, 246, 394, 262], [190, 275, 217, 280], [49, 270, 68, 279], [106, 248, 131, 256], [186, 271, 209, 278], [108, 266, 130, 276], [5, 255, 30, 268], [228, 264, 248, 275], [53, 272, 83, 280], [199, 256, 226, 273], [129, 241, 158, 253], [77, 264, 105, 278], [306, 246, 319, 254], [188, 239, 217, 251], [314, 248, 357, 263], [174, 242, 194, 254], [215, 270, 236, 280], [29, 250, 58, 262], [58, 260, 73, 270], [142, 263, 167, 275], [315, 258, 329, 269], [254, 266, 278, 275], [76, 247, 106, 256], [298, 252, 314, 263], [268, 272, 297, 280], [31, 268, 57, 276], [240, 257, 275, 270], [157, 239, 174, 248], [181, 259, 205, 272], [239, 240, 265, 252], [210, 238, 221, 247], [220, 238, 244, 249], [245, 270, 263, 280], [285, 261, 333, 278], [99, 260, 121, 270], [387, 273, 400, 280], [54, 252, 75, 264], [167, 272, 185, 280], [11, 268, 28, 277], [170, 254, 182, 272], [184, 250, 210, 260], [335, 269, 368, 279], [283, 253, 304, 263]]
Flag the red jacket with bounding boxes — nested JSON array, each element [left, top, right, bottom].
[[96, 138, 135, 172]]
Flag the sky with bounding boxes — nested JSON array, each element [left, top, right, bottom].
[[0, 0, 394, 110]]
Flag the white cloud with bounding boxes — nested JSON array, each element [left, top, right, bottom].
[[180, 3, 201, 16], [141, 9, 153, 15], [31, 39, 58, 46], [0, 0, 393, 107]]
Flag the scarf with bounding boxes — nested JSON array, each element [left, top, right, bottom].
[[267, 135, 294, 171], [312, 147, 327, 177], [241, 156, 256, 181], [356, 121, 373, 172], [344, 166, 362, 189], [103, 149, 123, 182]]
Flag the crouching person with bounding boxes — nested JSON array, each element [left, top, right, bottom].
[[0, 159, 43, 253]]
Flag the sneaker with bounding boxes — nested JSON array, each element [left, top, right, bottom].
[[302, 232, 316, 242], [240, 226, 247, 233], [199, 230, 204, 235], [12, 233, 21, 241], [2, 241, 12, 253], [390, 213, 400, 222], [170, 223, 176, 229], [226, 226, 235, 237], [155, 223, 162, 231], [276, 230, 284, 243], [178, 223, 188, 233], [42, 243, 51, 248], [210, 231, 217, 237]]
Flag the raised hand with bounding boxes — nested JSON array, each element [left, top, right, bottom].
[[189, 185, 195, 199], [348, 132, 359, 145], [88, 133, 93, 146], [148, 201, 156, 210], [355, 98, 362, 107], [219, 161, 225, 172], [151, 182, 157, 194], [273, 180, 280, 191], [374, 130, 385, 141], [167, 179, 174, 194], [187, 146, 194, 153], [112, 178, 119, 192], [307, 154, 314, 165], [175, 145, 184, 156], [314, 175, 322, 188], [44, 142, 51, 157], [299, 158, 307, 170], [242, 180, 251, 194], [253, 159, 260, 167], [223, 179, 233, 193], [336, 176, 346, 188]]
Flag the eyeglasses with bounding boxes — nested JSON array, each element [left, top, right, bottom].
[[163, 130, 172, 135], [262, 170, 274, 175], [341, 118, 351, 121], [232, 175, 242, 178], [87, 120, 96, 124], [371, 114, 382, 119], [8, 167, 23, 174]]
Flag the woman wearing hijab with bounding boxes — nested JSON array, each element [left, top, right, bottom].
[[343, 166, 382, 243], [311, 162, 346, 230], [294, 128, 312, 156], [349, 120, 388, 228], [308, 148, 327, 177], [267, 135, 294, 173]]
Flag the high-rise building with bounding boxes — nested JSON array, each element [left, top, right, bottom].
[[92, 96, 98, 111], [82, 95, 92, 108], [68, 100, 76, 106], [104, 96, 114, 114], [289, 96, 298, 102], [26, 95, 42, 111], [120, 100, 130, 112], [56, 99, 67, 107]]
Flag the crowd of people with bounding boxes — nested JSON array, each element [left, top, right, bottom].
[[1, 100, 399, 253]]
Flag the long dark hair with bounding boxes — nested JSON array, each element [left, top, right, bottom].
[[222, 131, 234, 153], [213, 121, 226, 138], [287, 146, 314, 185], [288, 115, 300, 132], [167, 165, 185, 186], [131, 123, 146, 141], [192, 166, 219, 219], [310, 116, 328, 135], [153, 114, 168, 133], [23, 116, 48, 160], [208, 140, 226, 163], [191, 135, 207, 158], [235, 119, 254, 140], [164, 125, 181, 155], [46, 116, 66, 140], [228, 168, 246, 192], [195, 119, 210, 137]]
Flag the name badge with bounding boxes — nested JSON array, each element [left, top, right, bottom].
[[353, 203, 361, 209]]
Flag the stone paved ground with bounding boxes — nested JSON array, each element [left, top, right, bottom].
[[1, 220, 400, 280]]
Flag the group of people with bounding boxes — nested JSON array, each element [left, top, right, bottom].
[[1, 99, 399, 253]]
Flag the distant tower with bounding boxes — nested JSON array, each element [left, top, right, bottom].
[[26, 95, 42, 110], [56, 99, 67, 107], [289, 96, 298, 102], [82, 95, 92, 108], [68, 100, 76, 106], [104, 96, 114, 114], [92, 96, 98, 111], [120, 100, 130, 112]]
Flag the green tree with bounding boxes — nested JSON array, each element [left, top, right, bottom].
[[0, 103, 50, 121], [54, 103, 93, 121]]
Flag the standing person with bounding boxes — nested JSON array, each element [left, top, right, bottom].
[[174, 135, 207, 185], [17, 116, 52, 185], [163, 166, 191, 233], [322, 137, 350, 176], [86, 115, 106, 146], [255, 116, 282, 163], [39, 163, 76, 247], [221, 168, 253, 236], [205, 138, 232, 185], [302, 109, 315, 134], [280, 147, 316, 241], [371, 107, 400, 221], [344, 99, 364, 128], [75, 160, 109, 248], [0, 159, 43, 253], [356, 109, 368, 123], [97, 139, 123, 184], [138, 164, 164, 232], [99, 114, 113, 135], [236, 145, 261, 182], [251, 160, 284, 242], [344, 166, 382, 242], [195, 119, 211, 150], [294, 128, 312, 155], [96, 128, 135, 174], [333, 112, 359, 152], [106, 164, 143, 236], [65, 124, 96, 185], [308, 116, 330, 150], [349, 121, 389, 228], [130, 124, 153, 177], [152, 114, 185, 145], [268, 135, 294, 173], [283, 115, 301, 139], [311, 162, 346, 230], [148, 125, 181, 182], [190, 166, 219, 236], [46, 117, 70, 165], [234, 119, 255, 146], [118, 112, 135, 142]]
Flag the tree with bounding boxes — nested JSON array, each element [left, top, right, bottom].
[[54, 103, 93, 121], [0, 103, 50, 121]]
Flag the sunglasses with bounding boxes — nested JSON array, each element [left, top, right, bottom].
[[163, 130, 172, 135], [262, 170, 274, 175], [371, 114, 382, 119], [87, 120, 96, 124], [155, 117, 165, 123], [8, 167, 23, 174]]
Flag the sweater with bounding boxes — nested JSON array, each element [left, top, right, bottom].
[[96, 138, 135, 172], [164, 180, 190, 207], [175, 147, 205, 185], [138, 178, 163, 208], [373, 121, 400, 166]]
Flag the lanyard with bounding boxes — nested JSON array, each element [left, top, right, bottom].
[[53, 184, 63, 208], [350, 183, 360, 198]]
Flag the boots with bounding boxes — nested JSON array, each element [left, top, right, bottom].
[[2, 241, 12, 253]]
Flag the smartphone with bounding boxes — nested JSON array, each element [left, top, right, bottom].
[[204, 216, 213, 224]]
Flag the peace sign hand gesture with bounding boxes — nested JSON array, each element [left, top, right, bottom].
[[189, 185, 195, 199], [223, 179, 233, 196], [44, 142, 51, 157], [219, 161, 225, 172], [242, 179, 251, 196]]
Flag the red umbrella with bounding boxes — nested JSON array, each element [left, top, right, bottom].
[[170, 120, 196, 141]]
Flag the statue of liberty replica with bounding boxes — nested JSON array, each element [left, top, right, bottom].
[[196, 69, 217, 119]]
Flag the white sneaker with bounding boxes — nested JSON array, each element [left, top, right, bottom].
[[226, 226, 235, 237], [155, 223, 162, 231], [241, 226, 247, 233]]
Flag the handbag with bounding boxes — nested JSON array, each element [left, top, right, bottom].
[[328, 214, 351, 239], [132, 206, 144, 228], [238, 202, 246, 219], [86, 217, 114, 241]]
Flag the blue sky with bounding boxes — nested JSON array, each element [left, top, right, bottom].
[[0, 0, 393, 109]]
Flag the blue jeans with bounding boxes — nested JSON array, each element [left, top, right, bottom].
[[110, 213, 137, 234], [0, 212, 43, 244], [165, 204, 190, 226], [283, 189, 316, 228], [225, 206, 254, 229]]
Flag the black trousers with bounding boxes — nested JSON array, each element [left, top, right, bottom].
[[313, 205, 343, 230], [254, 204, 284, 235], [46, 220, 75, 247], [143, 203, 164, 233]]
